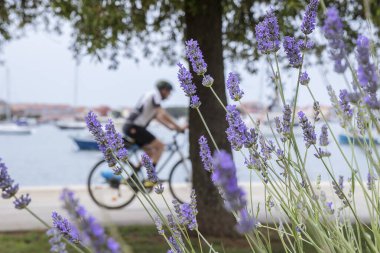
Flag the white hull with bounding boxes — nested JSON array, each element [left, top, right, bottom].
[[0, 123, 32, 135]]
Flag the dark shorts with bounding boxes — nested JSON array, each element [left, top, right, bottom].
[[122, 124, 156, 147]]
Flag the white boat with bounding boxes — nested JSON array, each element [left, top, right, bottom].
[[56, 120, 87, 130], [0, 68, 33, 135], [0, 122, 32, 135]]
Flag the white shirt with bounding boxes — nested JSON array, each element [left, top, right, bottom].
[[126, 90, 162, 127]]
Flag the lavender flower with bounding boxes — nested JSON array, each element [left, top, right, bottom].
[[314, 147, 331, 158], [60, 189, 121, 253], [2, 183, 19, 199], [52, 212, 79, 243], [198, 136, 213, 172], [282, 104, 292, 140], [319, 124, 329, 146], [323, 7, 347, 73], [283, 36, 302, 68], [154, 183, 164, 194], [105, 120, 128, 162], [185, 39, 207, 75], [300, 71, 310, 85], [367, 172, 376, 190], [332, 175, 345, 201], [226, 72, 244, 101], [202, 74, 214, 87], [212, 150, 247, 212], [175, 190, 200, 231], [235, 209, 259, 234], [166, 215, 184, 253], [226, 105, 253, 150], [298, 111, 316, 148], [47, 228, 68, 253], [255, 10, 281, 54], [154, 217, 164, 235], [13, 194, 31, 209], [313, 101, 320, 122], [274, 117, 282, 134], [190, 95, 201, 108], [338, 89, 353, 118], [85, 112, 116, 167], [356, 35, 380, 109], [141, 154, 158, 183], [0, 159, 13, 190], [301, 0, 319, 35], [177, 63, 196, 97]]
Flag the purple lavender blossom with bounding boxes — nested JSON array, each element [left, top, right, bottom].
[[274, 117, 282, 134], [226, 105, 253, 150], [255, 10, 281, 54], [13, 194, 31, 209], [313, 101, 320, 122], [301, 0, 319, 35], [47, 228, 68, 253], [323, 7, 347, 73], [259, 136, 275, 161], [0, 159, 13, 190], [356, 35, 380, 109], [60, 189, 121, 252], [85, 112, 116, 167], [314, 147, 331, 158], [367, 172, 376, 190], [154, 183, 164, 194], [190, 95, 201, 108], [52, 212, 79, 243], [298, 111, 316, 148], [338, 89, 353, 118], [176, 189, 199, 231], [177, 63, 197, 97], [235, 209, 259, 234], [212, 150, 247, 212], [202, 74, 214, 87], [2, 183, 19, 199], [283, 36, 302, 68], [226, 72, 244, 101], [282, 104, 292, 140], [154, 216, 164, 235], [141, 154, 158, 183], [105, 120, 128, 162], [198, 136, 213, 172], [166, 215, 184, 253], [300, 71, 310, 85], [298, 40, 315, 50], [319, 124, 329, 146], [185, 39, 207, 75]]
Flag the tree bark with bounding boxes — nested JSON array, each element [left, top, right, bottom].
[[185, 0, 237, 237]]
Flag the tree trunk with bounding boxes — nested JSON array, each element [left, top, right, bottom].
[[185, 0, 236, 237]]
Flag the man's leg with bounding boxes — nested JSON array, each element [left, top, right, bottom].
[[142, 139, 165, 165]]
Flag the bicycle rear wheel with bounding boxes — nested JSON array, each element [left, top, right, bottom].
[[87, 160, 137, 209], [168, 157, 192, 204]]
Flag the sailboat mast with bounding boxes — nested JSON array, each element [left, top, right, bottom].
[[5, 67, 11, 121]]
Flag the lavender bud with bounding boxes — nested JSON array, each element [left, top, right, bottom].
[[255, 9, 281, 54], [185, 39, 207, 75], [226, 72, 244, 101], [202, 75, 214, 87], [301, 0, 319, 35]]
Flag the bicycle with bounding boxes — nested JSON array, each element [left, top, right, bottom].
[[87, 132, 192, 209]]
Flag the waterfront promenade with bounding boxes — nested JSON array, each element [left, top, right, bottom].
[[0, 183, 371, 231]]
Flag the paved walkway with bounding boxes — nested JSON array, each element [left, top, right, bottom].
[[0, 183, 373, 231]]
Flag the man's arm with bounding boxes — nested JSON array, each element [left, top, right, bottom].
[[155, 107, 186, 132]]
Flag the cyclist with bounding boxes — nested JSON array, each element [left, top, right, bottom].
[[122, 80, 187, 184]]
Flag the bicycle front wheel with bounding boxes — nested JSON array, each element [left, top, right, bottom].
[[168, 157, 192, 203], [87, 159, 137, 209]]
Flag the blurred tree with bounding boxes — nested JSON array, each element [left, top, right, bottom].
[[0, 0, 379, 236]]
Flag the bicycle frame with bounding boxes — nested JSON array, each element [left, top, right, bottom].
[[128, 132, 189, 180]]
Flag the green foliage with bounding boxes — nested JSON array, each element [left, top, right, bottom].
[[0, 0, 378, 71]]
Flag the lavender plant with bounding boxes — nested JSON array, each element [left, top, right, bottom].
[[4, 0, 380, 252]]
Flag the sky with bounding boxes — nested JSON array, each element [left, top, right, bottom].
[[0, 25, 347, 109]]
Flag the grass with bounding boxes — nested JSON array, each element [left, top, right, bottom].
[[0, 225, 255, 253]]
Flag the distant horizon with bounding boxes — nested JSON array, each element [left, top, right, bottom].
[[0, 24, 346, 110]]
